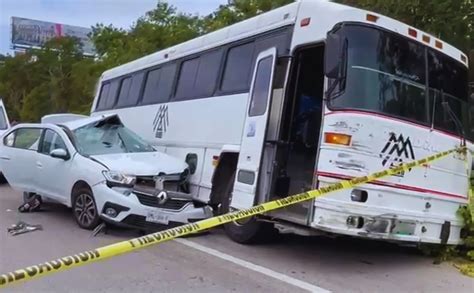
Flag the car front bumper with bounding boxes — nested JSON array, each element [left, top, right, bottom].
[[92, 183, 213, 231]]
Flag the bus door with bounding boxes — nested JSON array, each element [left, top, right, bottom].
[[268, 45, 325, 225], [230, 48, 277, 210]]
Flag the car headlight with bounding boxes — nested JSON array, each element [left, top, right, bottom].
[[102, 171, 136, 188]]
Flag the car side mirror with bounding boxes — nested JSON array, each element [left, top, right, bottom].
[[50, 148, 70, 160]]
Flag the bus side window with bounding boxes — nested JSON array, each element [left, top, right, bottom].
[[116, 72, 144, 108], [96, 83, 110, 110], [221, 42, 255, 94], [116, 77, 132, 107], [174, 49, 223, 101], [96, 80, 120, 111], [194, 49, 223, 97], [142, 63, 177, 105], [175, 57, 200, 101]]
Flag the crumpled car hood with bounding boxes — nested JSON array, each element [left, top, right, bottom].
[[91, 151, 188, 176]]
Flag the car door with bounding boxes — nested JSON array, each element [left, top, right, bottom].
[[0, 99, 10, 136], [231, 48, 277, 209], [35, 128, 74, 202], [0, 127, 42, 192]]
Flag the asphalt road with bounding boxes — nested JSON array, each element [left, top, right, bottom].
[[1, 183, 473, 292]]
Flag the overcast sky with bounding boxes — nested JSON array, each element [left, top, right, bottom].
[[0, 0, 227, 54]]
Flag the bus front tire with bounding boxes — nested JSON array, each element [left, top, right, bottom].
[[221, 172, 277, 244]]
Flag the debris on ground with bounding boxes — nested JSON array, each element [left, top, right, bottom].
[[7, 221, 43, 236], [91, 222, 108, 237], [18, 194, 42, 213]]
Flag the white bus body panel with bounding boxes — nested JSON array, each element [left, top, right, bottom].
[[313, 111, 470, 244]]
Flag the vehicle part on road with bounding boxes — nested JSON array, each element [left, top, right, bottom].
[[0, 147, 465, 287], [91, 223, 108, 237], [72, 186, 100, 230], [7, 221, 43, 236], [18, 194, 42, 213]]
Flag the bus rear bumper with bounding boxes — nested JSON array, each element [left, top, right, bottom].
[[310, 202, 463, 245]]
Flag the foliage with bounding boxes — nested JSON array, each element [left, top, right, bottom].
[[336, 0, 473, 53], [456, 186, 474, 277], [0, 0, 471, 123]]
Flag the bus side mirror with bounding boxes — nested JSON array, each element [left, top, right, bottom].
[[324, 33, 343, 79]]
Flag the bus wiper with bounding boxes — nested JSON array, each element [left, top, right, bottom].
[[326, 75, 345, 98], [441, 92, 466, 146]]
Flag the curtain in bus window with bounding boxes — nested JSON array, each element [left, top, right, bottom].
[[221, 42, 255, 93], [249, 56, 273, 116], [116, 73, 144, 108]]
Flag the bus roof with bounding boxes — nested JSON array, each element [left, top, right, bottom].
[[101, 0, 468, 81]]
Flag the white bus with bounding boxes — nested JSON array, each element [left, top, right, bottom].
[[91, 0, 471, 245]]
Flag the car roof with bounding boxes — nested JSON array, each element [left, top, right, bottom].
[[5, 114, 120, 134], [60, 114, 118, 130]]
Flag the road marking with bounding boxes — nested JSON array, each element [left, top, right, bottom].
[[174, 238, 330, 293]]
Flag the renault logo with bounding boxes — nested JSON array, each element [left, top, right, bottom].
[[156, 191, 168, 205]]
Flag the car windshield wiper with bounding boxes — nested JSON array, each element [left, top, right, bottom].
[[102, 141, 113, 148]]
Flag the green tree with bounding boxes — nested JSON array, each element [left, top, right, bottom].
[[336, 0, 473, 79], [203, 0, 293, 32], [0, 37, 98, 122], [90, 1, 203, 68]]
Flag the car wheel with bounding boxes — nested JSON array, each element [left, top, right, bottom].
[[221, 172, 277, 244], [72, 187, 100, 230]]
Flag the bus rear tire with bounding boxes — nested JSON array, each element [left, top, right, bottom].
[[221, 172, 277, 244]]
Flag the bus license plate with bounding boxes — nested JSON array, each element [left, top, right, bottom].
[[146, 210, 169, 225]]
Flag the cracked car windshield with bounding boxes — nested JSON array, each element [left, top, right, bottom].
[[73, 121, 155, 156], [328, 24, 470, 138]]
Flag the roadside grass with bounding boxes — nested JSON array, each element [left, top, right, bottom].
[[455, 187, 474, 277]]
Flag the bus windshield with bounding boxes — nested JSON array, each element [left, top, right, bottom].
[[327, 24, 470, 139]]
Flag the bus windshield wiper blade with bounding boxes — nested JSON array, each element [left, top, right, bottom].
[[441, 92, 465, 146]]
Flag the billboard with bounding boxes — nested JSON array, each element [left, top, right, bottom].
[[11, 17, 95, 56]]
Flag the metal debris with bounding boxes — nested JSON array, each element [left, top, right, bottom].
[[7, 221, 43, 236], [91, 222, 107, 237], [18, 194, 42, 213]]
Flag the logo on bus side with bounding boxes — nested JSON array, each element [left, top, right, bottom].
[[153, 104, 169, 138], [379, 133, 415, 176]]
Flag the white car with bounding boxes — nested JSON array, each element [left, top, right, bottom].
[[0, 99, 11, 181], [0, 99, 9, 137], [0, 114, 212, 230]]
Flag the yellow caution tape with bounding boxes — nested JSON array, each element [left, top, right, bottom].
[[0, 147, 466, 287]]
